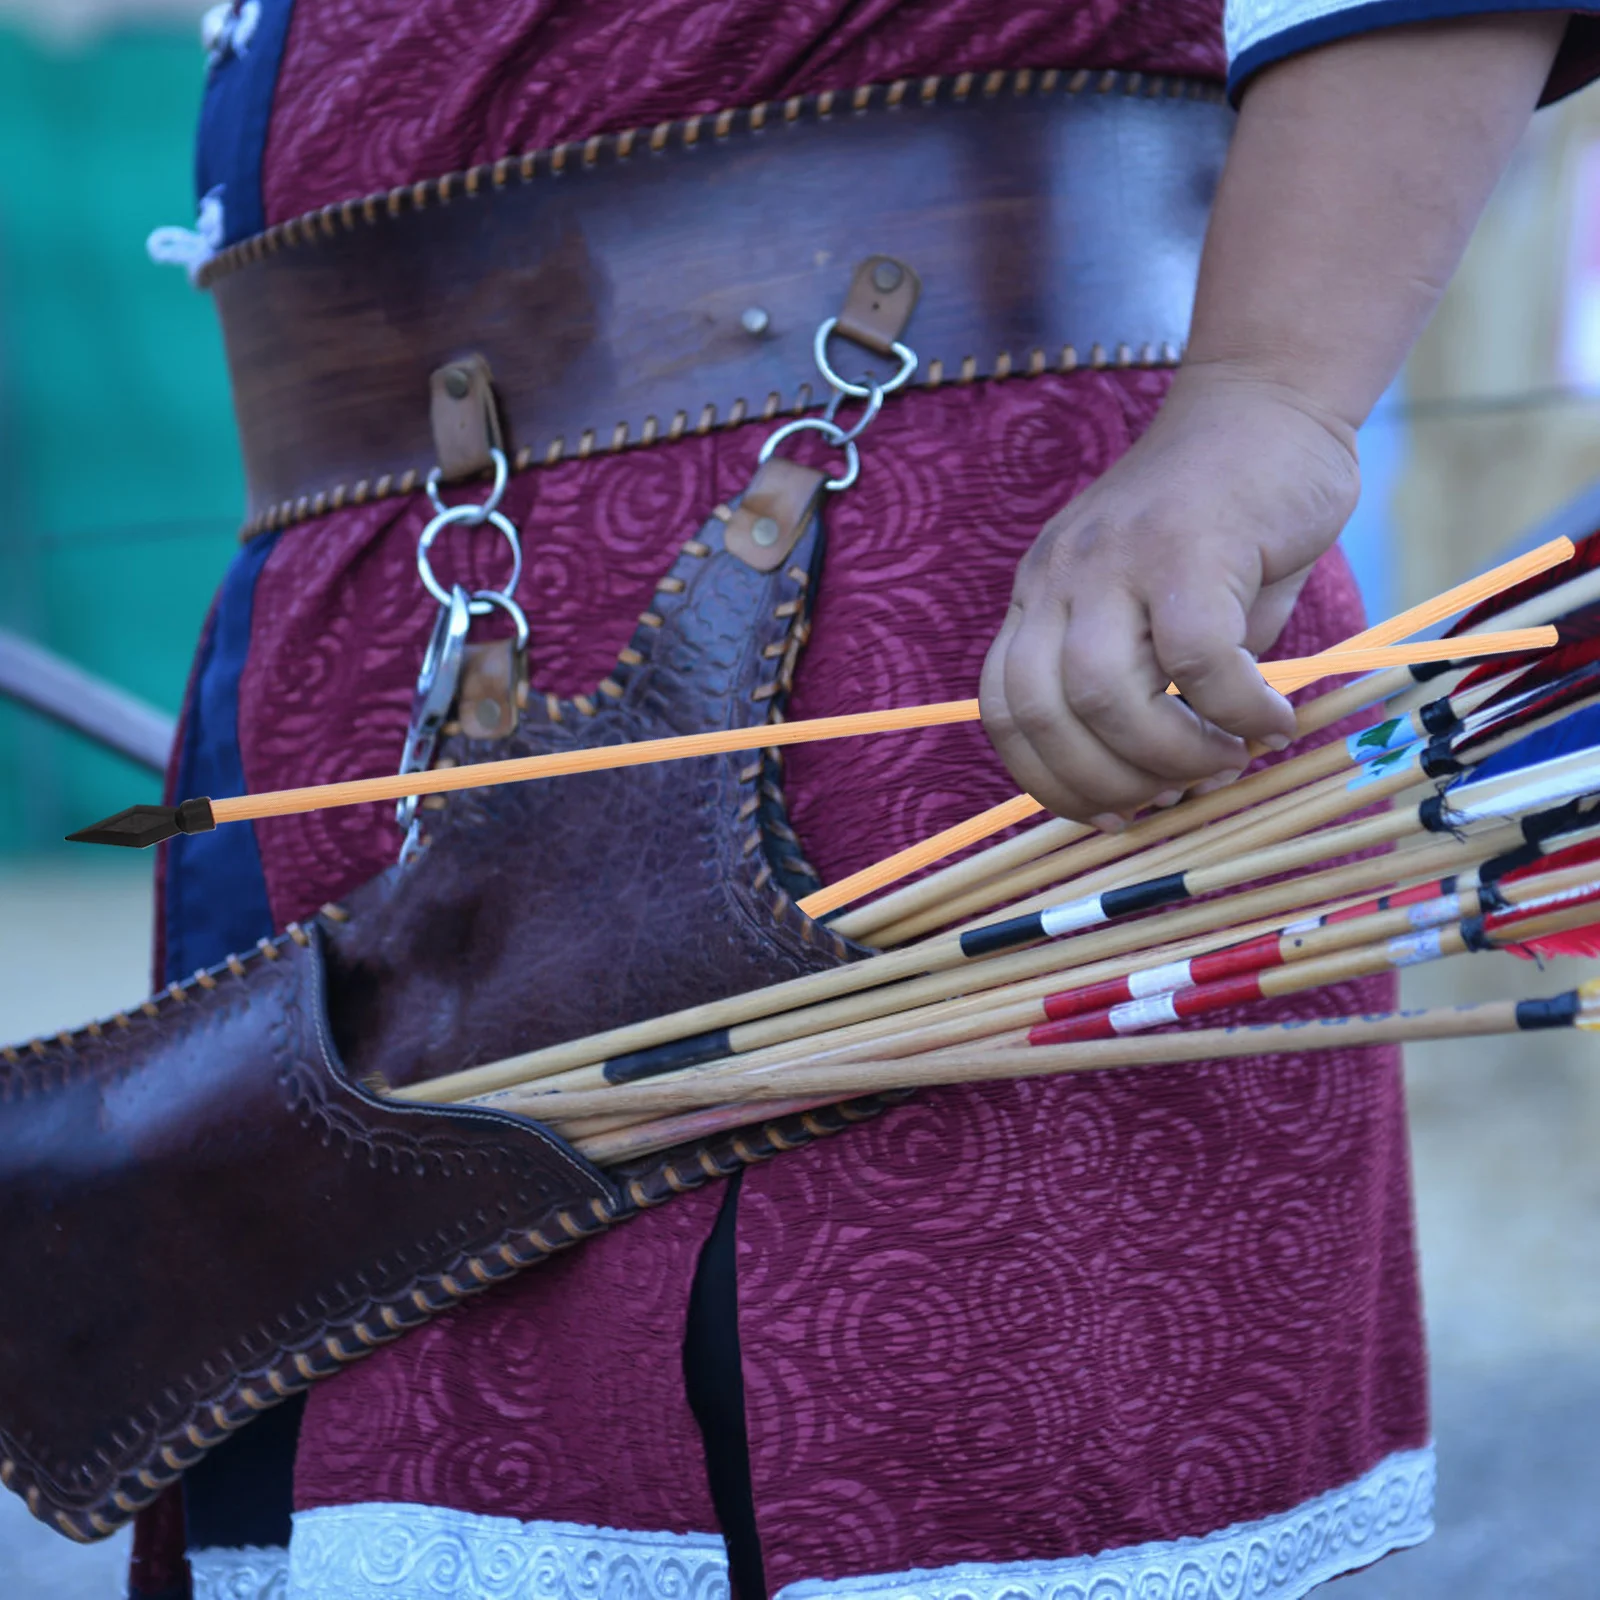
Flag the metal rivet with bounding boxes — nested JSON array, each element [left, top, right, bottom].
[[871, 260, 904, 292], [740, 307, 771, 336], [442, 366, 471, 400], [751, 515, 781, 547]]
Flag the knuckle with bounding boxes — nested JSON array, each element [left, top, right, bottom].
[[1009, 692, 1061, 744], [1066, 680, 1119, 725]]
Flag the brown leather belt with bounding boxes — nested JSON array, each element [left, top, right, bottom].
[[206, 68, 1232, 537]]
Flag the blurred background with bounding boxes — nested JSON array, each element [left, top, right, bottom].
[[0, 4, 1597, 1596]]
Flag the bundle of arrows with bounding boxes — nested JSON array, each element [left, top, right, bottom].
[[69, 532, 1600, 1166]]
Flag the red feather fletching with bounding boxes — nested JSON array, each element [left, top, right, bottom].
[[1456, 600, 1600, 694], [1491, 876, 1600, 960], [1448, 527, 1600, 638]]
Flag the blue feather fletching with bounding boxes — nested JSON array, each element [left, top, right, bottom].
[[1459, 702, 1600, 788]]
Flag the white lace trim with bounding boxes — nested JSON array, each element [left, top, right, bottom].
[[287, 1504, 731, 1599], [191, 1543, 290, 1600], [778, 1445, 1435, 1600], [283, 1444, 1431, 1600]]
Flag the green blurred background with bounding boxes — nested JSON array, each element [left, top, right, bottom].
[[0, 19, 239, 855]]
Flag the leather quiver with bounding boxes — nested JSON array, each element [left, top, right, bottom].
[[0, 468, 906, 1540]]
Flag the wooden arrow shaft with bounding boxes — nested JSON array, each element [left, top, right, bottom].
[[208, 630, 1553, 827]]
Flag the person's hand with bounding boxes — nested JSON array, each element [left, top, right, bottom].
[[979, 363, 1360, 828]]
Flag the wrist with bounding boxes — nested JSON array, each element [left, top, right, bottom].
[[1163, 356, 1361, 456]]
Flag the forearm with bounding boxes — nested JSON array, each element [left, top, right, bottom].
[[1187, 14, 1568, 438]]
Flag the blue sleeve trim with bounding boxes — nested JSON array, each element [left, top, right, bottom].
[[1228, 2, 1600, 106], [161, 533, 281, 984], [194, 0, 298, 245]]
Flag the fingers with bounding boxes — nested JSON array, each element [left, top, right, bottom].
[[981, 588, 1252, 825], [1150, 578, 1297, 749], [1058, 582, 1254, 780], [981, 606, 1135, 825]]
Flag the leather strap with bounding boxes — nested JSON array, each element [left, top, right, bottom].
[[208, 69, 1231, 536]]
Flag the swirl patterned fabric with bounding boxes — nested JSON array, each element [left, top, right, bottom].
[[260, 0, 1227, 225], [192, 1, 1435, 1591], [254, 379, 1428, 1589]]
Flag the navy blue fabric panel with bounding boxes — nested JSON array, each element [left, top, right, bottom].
[[1228, 1, 1600, 106], [194, 0, 299, 244], [162, 533, 280, 984]]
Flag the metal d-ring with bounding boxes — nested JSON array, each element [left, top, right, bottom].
[[425, 446, 509, 521], [417, 504, 523, 614], [812, 316, 917, 399], [757, 416, 861, 492], [471, 587, 530, 649]]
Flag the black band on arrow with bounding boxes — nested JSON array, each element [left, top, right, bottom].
[[1100, 874, 1189, 920], [1459, 914, 1495, 952], [605, 1029, 733, 1084], [1410, 657, 1457, 683], [1418, 794, 1447, 834], [1420, 737, 1464, 779], [1419, 698, 1459, 736], [1477, 879, 1511, 913], [177, 796, 217, 834], [960, 911, 1046, 960], [1516, 990, 1582, 1029]]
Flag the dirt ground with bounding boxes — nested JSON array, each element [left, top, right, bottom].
[[1, 861, 1596, 1598]]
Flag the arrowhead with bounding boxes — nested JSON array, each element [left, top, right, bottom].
[[66, 797, 215, 849]]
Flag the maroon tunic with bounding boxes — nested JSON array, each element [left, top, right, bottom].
[[196, 2, 1429, 1592]]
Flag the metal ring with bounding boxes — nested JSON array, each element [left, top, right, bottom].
[[417, 504, 523, 613], [757, 415, 861, 492], [825, 380, 886, 445], [425, 446, 509, 521], [471, 587, 530, 649], [812, 317, 917, 399]]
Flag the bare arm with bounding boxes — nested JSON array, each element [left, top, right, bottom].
[[980, 15, 1569, 828]]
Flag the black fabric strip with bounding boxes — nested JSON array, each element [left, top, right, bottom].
[[1420, 697, 1459, 736], [1100, 873, 1189, 920], [1516, 990, 1583, 1030], [1459, 914, 1495, 952], [605, 1028, 733, 1084], [960, 911, 1046, 959], [683, 1172, 768, 1600]]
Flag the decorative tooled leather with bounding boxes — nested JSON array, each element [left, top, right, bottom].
[[0, 927, 620, 1543], [320, 483, 867, 1089], [0, 479, 906, 1542]]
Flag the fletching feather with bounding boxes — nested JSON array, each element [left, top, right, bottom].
[[1459, 702, 1600, 788], [1448, 528, 1600, 637]]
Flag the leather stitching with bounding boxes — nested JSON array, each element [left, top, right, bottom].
[[223, 67, 1216, 540]]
